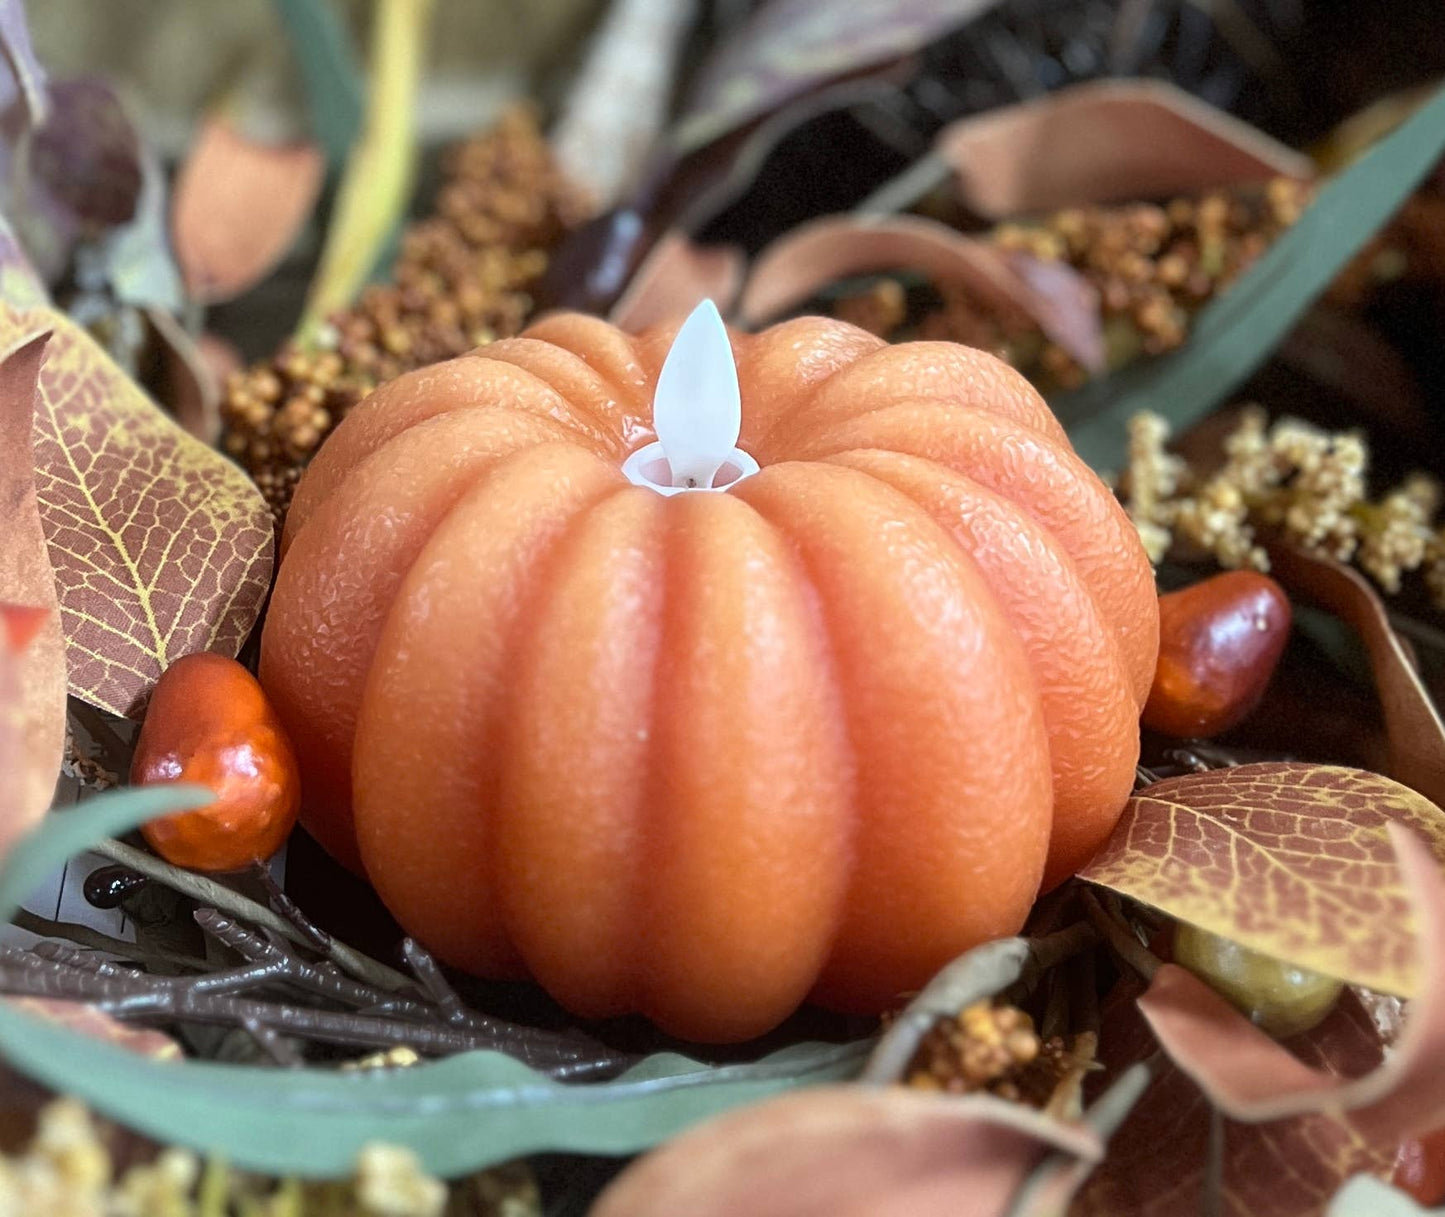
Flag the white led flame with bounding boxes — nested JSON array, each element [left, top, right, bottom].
[[621, 299, 759, 496]]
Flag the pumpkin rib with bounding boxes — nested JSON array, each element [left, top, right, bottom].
[[473, 337, 652, 450], [825, 449, 1139, 889], [783, 402, 1159, 709], [635, 491, 856, 1041], [756, 342, 1067, 458], [493, 487, 667, 1018], [284, 364, 616, 550], [265, 311, 1162, 1041], [734, 462, 1053, 1013], [352, 444, 627, 977], [516, 314, 655, 414], [259, 407, 583, 871]]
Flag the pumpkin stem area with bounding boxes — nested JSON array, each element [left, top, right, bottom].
[[621, 298, 760, 496], [622, 441, 760, 496]]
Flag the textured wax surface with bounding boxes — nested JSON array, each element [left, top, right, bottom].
[[260, 312, 1158, 1041]]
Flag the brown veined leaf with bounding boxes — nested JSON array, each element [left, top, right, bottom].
[[0, 283, 273, 718], [589, 1084, 1104, 1217], [936, 79, 1313, 220], [735, 214, 1104, 371], [1137, 823, 1445, 1146], [1078, 763, 1445, 999], [1266, 543, 1445, 809], [1074, 975, 1394, 1217], [0, 333, 66, 848], [609, 230, 746, 332], [171, 116, 324, 305]]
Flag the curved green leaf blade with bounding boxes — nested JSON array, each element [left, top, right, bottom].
[[1060, 83, 1445, 471], [270, 0, 365, 169], [0, 787, 870, 1177]]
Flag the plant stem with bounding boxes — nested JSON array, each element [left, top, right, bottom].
[[89, 838, 414, 992], [1081, 887, 1161, 981]]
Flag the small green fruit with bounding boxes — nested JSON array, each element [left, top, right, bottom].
[[1173, 922, 1344, 1039]]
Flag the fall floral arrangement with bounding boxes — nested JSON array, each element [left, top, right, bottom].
[[4, 1, 1445, 1215]]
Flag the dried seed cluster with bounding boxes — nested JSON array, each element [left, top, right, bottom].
[[835, 177, 1313, 386], [904, 1001, 1042, 1097], [1121, 407, 1445, 605], [0, 1099, 452, 1217], [902, 1001, 1094, 1110], [222, 108, 588, 523]]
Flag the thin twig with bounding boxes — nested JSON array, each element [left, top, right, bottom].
[[90, 838, 413, 992], [250, 863, 332, 952], [1043, 1029, 1099, 1123], [194, 910, 437, 1023], [1080, 888, 1161, 982], [1202, 1104, 1225, 1217], [190, 911, 632, 1073], [402, 938, 469, 1026], [241, 1017, 304, 1068], [0, 953, 622, 1076]]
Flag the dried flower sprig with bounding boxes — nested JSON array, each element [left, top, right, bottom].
[[221, 108, 589, 524], [833, 176, 1314, 387], [1119, 407, 1445, 607], [0, 1098, 454, 1217]]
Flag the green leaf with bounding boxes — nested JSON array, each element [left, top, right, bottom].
[[1059, 84, 1445, 472], [270, 0, 365, 169], [297, 0, 432, 337], [0, 787, 870, 1178]]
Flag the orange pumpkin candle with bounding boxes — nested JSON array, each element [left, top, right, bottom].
[[260, 302, 1158, 1041]]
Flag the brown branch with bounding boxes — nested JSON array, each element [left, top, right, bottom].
[[0, 951, 624, 1075], [1080, 888, 1161, 982], [11, 907, 207, 971], [90, 838, 413, 992], [250, 862, 332, 952], [402, 938, 469, 1025], [241, 1017, 304, 1068], [192, 910, 634, 1075]]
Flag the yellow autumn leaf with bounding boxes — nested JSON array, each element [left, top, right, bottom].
[[0, 293, 273, 717], [1079, 762, 1445, 998]]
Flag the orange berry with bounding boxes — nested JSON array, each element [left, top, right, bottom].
[[132, 653, 300, 872], [1143, 571, 1291, 739], [1395, 1128, 1445, 1206]]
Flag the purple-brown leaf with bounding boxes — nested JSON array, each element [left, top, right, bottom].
[[736, 213, 1103, 367], [936, 79, 1312, 219], [0, 0, 48, 126], [1266, 543, 1445, 809], [171, 116, 323, 305], [1138, 823, 1445, 1144], [677, 0, 1000, 154], [591, 1084, 1103, 1217], [609, 230, 745, 331], [0, 333, 66, 849], [1074, 978, 1394, 1216]]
